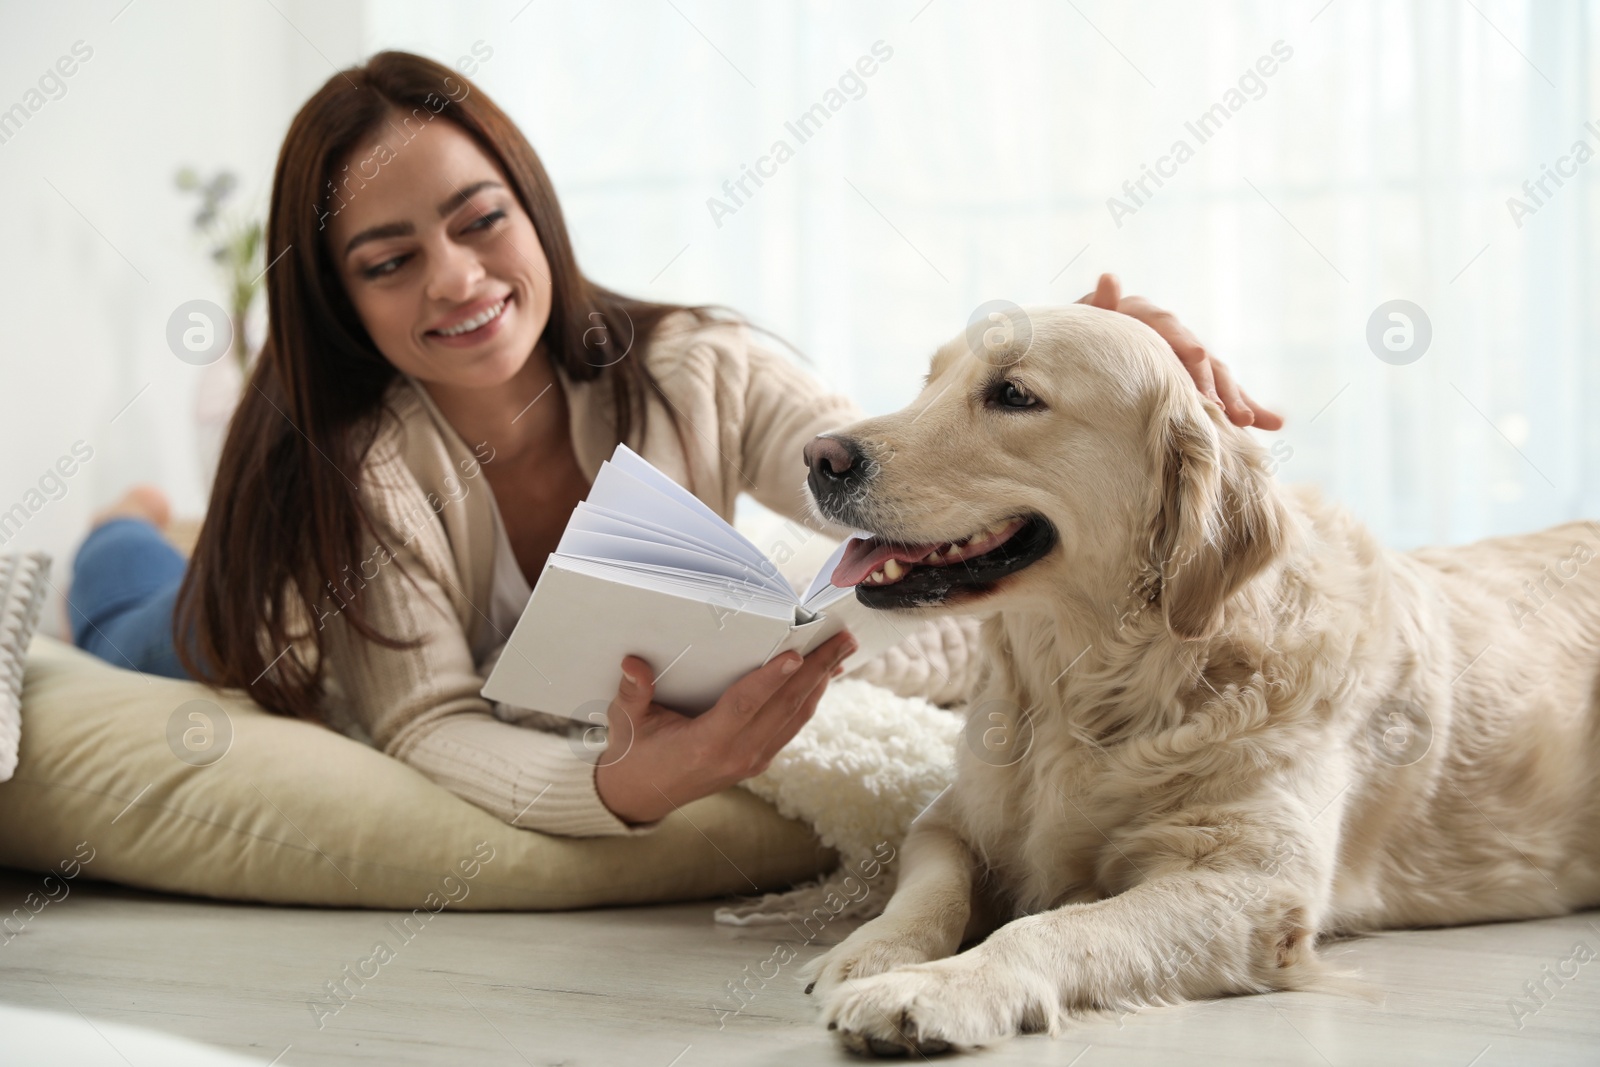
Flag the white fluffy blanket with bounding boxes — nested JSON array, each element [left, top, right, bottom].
[[716, 677, 961, 926]]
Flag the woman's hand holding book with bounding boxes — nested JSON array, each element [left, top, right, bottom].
[[593, 629, 858, 826]]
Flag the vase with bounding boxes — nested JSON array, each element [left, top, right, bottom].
[[193, 353, 243, 498]]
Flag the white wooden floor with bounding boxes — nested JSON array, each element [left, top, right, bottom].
[[1, 868, 1596, 1065]]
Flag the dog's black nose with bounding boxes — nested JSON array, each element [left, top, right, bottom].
[[805, 435, 872, 518], [805, 435, 862, 485]]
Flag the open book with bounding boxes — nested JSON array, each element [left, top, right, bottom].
[[479, 443, 905, 722]]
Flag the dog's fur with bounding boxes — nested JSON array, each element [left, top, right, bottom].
[[799, 304, 1600, 1055]]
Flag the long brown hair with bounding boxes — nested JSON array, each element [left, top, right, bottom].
[[175, 51, 696, 721]]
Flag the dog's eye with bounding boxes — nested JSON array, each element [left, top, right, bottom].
[[991, 380, 1040, 410]]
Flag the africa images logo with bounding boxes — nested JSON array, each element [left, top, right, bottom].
[[1504, 118, 1600, 228], [706, 41, 895, 228], [1106, 40, 1294, 228], [0, 40, 93, 148]]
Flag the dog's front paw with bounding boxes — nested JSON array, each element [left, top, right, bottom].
[[821, 952, 1052, 1056], [800, 921, 941, 1002]]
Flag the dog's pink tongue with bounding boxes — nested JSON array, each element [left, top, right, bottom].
[[831, 536, 936, 587]]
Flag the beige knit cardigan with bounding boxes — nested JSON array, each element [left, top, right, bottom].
[[314, 313, 980, 837]]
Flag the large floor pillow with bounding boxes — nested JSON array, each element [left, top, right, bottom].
[[0, 637, 835, 909]]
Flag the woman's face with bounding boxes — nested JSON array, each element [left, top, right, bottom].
[[326, 112, 552, 391]]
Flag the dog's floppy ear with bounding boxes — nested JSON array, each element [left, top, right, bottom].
[[1149, 397, 1286, 641]]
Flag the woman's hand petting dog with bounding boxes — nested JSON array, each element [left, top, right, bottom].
[[594, 630, 857, 825], [1078, 272, 1284, 430]]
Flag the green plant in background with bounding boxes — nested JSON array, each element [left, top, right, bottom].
[[174, 167, 263, 377]]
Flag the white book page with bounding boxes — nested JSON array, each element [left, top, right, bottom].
[[800, 536, 861, 608], [564, 505, 793, 601], [555, 529, 789, 592], [575, 502, 763, 567], [608, 445, 777, 568], [556, 555, 798, 617], [583, 465, 772, 573]]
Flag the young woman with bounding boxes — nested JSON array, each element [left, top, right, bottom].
[[67, 52, 1278, 838]]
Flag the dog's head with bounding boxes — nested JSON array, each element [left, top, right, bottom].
[[807, 304, 1287, 641]]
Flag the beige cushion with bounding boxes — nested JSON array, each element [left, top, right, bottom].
[[0, 637, 835, 909]]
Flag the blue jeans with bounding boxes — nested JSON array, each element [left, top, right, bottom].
[[68, 517, 193, 680]]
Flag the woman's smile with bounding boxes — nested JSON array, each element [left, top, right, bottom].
[[426, 291, 515, 347]]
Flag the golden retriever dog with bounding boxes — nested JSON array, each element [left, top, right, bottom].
[[796, 303, 1600, 1055]]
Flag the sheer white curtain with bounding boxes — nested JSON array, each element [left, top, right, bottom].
[[367, 0, 1597, 548]]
